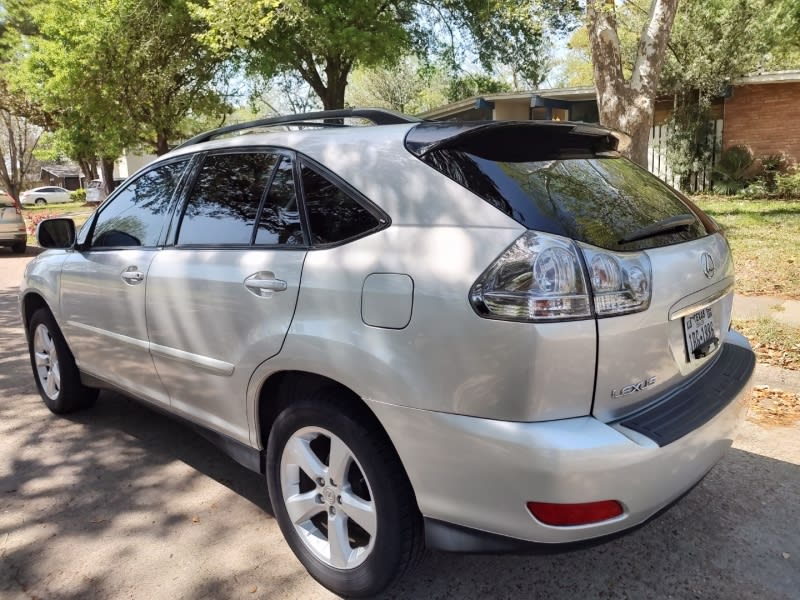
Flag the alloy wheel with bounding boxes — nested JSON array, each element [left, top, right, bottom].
[[280, 426, 377, 570]]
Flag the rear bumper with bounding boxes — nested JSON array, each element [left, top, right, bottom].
[[368, 332, 755, 549], [0, 232, 26, 245]]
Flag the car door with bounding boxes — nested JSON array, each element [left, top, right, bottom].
[[146, 151, 306, 443], [54, 187, 71, 203], [59, 158, 191, 407]]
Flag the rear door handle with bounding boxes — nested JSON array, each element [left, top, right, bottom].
[[244, 272, 288, 297], [121, 267, 144, 285]]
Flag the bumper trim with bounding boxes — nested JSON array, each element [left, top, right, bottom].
[[424, 473, 706, 554], [618, 343, 755, 446]]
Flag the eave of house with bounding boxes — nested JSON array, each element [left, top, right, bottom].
[[733, 70, 800, 85]]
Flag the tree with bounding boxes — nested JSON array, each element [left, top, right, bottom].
[[0, 107, 41, 200], [12, 0, 232, 192], [586, 0, 679, 167], [346, 57, 449, 114], [195, 1, 559, 110]]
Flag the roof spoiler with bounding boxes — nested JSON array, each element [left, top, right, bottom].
[[174, 108, 421, 151], [404, 121, 625, 161]]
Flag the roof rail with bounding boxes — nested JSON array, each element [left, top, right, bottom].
[[174, 108, 422, 151]]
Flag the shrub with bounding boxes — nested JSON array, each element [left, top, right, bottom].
[[69, 188, 87, 203], [713, 145, 754, 195], [737, 178, 770, 199], [760, 153, 788, 193], [25, 211, 56, 235], [775, 168, 800, 199]]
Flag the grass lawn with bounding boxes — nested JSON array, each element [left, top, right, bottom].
[[733, 317, 800, 371], [694, 196, 800, 299], [23, 203, 94, 246]]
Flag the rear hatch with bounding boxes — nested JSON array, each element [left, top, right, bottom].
[[406, 121, 732, 421], [0, 196, 25, 236]]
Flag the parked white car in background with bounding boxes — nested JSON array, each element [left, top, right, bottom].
[[86, 178, 125, 204], [19, 186, 71, 206]]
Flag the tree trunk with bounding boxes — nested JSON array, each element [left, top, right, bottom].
[[586, 0, 679, 167], [78, 159, 98, 184], [100, 158, 115, 195], [155, 132, 170, 156]]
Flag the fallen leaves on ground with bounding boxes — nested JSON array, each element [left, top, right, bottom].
[[733, 318, 800, 371], [748, 386, 800, 426]]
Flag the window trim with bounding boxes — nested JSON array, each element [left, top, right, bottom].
[[80, 155, 192, 252], [296, 154, 391, 249]]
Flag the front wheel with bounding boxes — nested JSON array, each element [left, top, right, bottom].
[[28, 308, 97, 413], [266, 393, 423, 597], [34, 198, 46, 206], [11, 242, 26, 254]]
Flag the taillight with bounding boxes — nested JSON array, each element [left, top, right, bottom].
[[580, 245, 651, 316], [470, 232, 653, 322], [469, 231, 591, 322], [527, 500, 624, 526]]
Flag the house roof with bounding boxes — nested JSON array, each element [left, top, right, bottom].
[[41, 164, 83, 179], [734, 70, 800, 85], [418, 70, 800, 120]]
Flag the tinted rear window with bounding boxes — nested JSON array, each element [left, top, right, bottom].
[[423, 150, 709, 251]]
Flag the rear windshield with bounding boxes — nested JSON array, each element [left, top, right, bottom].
[[422, 150, 710, 251]]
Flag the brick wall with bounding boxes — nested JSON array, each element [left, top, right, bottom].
[[723, 82, 800, 164]]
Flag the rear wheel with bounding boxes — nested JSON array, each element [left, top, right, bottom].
[[266, 392, 423, 597], [28, 308, 97, 414], [11, 241, 26, 254], [34, 198, 46, 205]]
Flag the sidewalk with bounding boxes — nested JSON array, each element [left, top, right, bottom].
[[733, 294, 800, 327]]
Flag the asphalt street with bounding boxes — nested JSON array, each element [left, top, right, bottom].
[[1, 250, 798, 599]]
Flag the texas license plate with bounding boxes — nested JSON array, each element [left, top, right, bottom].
[[683, 306, 716, 362]]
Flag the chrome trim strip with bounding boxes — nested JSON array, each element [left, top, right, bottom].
[[149, 342, 235, 376], [668, 283, 735, 321], [66, 320, 150, 351]]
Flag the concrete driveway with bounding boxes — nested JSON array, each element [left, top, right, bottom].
[[1, 251, 798, 599]]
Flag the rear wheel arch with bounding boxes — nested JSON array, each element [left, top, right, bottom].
[[256, 371, 414, 487]]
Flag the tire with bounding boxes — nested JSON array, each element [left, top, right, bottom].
[[28, 308, 97, 414], [266, 390, 423, 598], [34, 198, 46, 205], [11, 241, 26, 254]]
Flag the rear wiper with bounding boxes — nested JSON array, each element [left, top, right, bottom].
[[618, 214, 696, 245]]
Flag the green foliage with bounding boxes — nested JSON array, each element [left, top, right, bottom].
[[194, 1, 563, 109], [69, 187, 86, 203], [776, 169, 800, 200], [11, 0, 232, 163], [446, 73, 511, 103], [346, 57, 448, 114], [713, 146, 754, 195]]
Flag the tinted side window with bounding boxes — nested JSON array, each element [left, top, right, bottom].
[[255, 157, 304, 245], [92, 160, 188, 248], [300, 164, 380, 245], [178, 153, 277, 245]]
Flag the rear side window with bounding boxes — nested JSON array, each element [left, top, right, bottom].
[[423, 151, 708, 251], [92, 160, 188, 248], [178, 153, 277, 245], [255, 157, 304, 246], [300, 163, 380, 245]]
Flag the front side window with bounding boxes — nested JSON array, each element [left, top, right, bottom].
[[300, 163, 380, 245], [91, 159, 188, 248], [177, 152, 277, 245]]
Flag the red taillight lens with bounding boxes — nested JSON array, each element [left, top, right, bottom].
[[527, 500, 624, 526]]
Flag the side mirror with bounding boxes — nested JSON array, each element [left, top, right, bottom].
[[37, 218, 76, 249]]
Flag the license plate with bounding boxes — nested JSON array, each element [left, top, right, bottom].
[[683, 306, 717, 362]]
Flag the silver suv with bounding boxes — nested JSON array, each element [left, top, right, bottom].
[[21, 109, 755, 597]]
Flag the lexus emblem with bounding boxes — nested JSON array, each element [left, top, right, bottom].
[[701, 252, 715, 279]]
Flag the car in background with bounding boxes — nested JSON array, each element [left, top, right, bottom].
[[19, 186, 71, 206], [86, 178, 125, 204], [0, 192, 27, 253]]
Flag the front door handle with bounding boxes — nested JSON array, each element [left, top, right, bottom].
[[244, 272, 288, 297], [121, 267, 144, 285]]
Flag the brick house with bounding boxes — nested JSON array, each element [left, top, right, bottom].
[[418, 70, 800, 190]]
